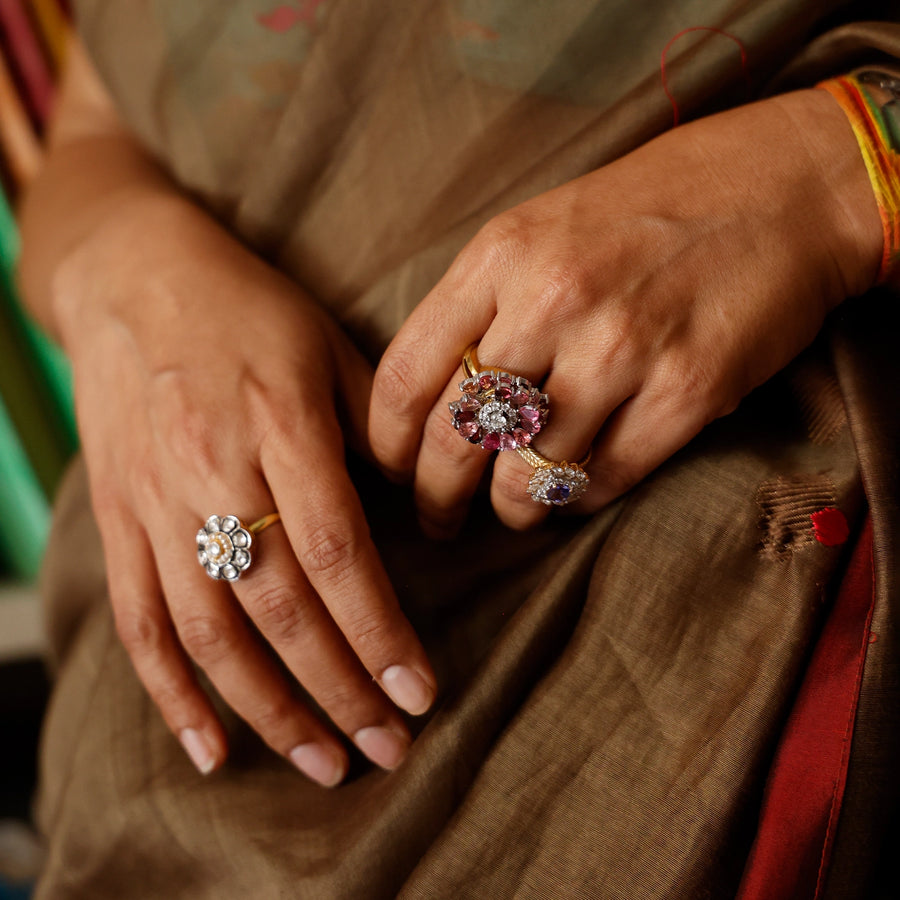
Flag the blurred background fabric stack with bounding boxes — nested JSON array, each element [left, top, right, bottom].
[[0, 1, 76, 897]]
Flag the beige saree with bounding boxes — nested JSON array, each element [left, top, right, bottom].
[[34, 1, 900, 897]]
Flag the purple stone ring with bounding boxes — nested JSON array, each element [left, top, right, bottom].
[[516, 446, 591, 507], [449, 343, 549, 451]]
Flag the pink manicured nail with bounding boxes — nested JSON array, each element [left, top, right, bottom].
[[354, 726, 410, 770], [289, 743, 345, 788], [381, 665, 434, 715], [179, 728, 216, 775]]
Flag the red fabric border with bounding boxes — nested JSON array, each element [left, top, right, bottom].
[[738, 515, 875, 900]]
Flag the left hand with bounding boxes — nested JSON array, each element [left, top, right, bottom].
[[369, 89, 881, 536]]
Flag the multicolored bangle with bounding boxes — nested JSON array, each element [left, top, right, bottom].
[[817, 72, 900, 284]]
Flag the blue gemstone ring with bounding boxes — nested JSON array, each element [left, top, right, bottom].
[[516, 446, 591, 507]]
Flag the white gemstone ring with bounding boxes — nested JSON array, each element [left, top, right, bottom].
[[449, 343, 549, 451], [516, 446, 591, 507], [196, 513, 281, 581]]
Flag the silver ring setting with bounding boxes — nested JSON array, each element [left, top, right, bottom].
[[449, 350, 549, 452], [526, 462, 590, 506], [516, 446, 591, 506], [197, 515, 254, 581]]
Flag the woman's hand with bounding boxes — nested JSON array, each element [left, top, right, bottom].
[[54, 194, 436, 786], [369, 89, 882, 536]]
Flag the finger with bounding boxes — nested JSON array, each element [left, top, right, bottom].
[[369, 256, 500, 478], [482, 331, 637, 530], [154, 511, 351, 787], [97, 501, 227, 775], [329, 329, 378, 463], [579, 370, 726, 509], [231, 521, 414, 772], [262, 406, 438, 719], [412, 328, 557, 538]]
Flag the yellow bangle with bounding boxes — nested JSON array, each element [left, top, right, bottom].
[[818, 73, 900, 284]]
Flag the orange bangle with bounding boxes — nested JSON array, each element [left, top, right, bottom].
[[818, 73, 900, 284]]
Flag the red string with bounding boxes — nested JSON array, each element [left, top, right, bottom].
[[660, 26, 751, 126]]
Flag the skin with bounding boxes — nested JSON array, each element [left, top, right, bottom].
[[20, 39, 437, 786], [20, 39, 882, 785], [369, 89, 883, 537]]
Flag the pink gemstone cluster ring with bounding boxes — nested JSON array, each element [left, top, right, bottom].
[[449, 343, 549, 451], [196, 512, 281, 581]]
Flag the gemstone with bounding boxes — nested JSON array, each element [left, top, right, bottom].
[[232, 531, 250, 548], [546, 483, 571, 503], [206, 515, 220, 533], [499, 433, 516, 451], [459, 395, 480, 412], [233, 549, 250, 567], [196, 529, 208, 546], [479, 373, 495, 390], [482, 432, 501, 451], [519, 407, 540, 424], [513, 428, 531, 446], [495, 385, 512, 400], [511, 390, 530, 406], [458, 421, 480, 439], [454, 409, 476, 425], [479, 401, 517, 432], [461, 379, 480, 395], [220, 516, 239, 533], [221, 565, 238, 581]]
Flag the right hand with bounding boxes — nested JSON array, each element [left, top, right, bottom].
[[54, 193, 436, 786]]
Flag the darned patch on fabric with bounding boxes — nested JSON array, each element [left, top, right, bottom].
[[757, 475, 838, 560]]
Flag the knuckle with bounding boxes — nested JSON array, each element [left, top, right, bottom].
[[532, 259, 595, 324], [116, 610, 166, 658], [252, 698, 299, 745], [660, 353, 719, 412], [344, 606, 392, 656], [178, 613, 234, 664], [312, 678, 369, 721], [299, 522, 360, 581], [468, 212, 529, 277], [151, 681, 195, 721], [247, 581, 308, 641], [593, 459, 641, 500], [373, 348, 425, 422], [491, 459, 532, 500]]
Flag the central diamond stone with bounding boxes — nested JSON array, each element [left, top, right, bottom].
[[478, 401, 517, 433], [207, 534, 232, 561]]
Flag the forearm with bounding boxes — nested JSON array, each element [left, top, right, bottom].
[[17, 37, 191, 341]]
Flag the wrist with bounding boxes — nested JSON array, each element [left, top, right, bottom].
[[771, 88, 884, 305], [51, 188, 214, 353]]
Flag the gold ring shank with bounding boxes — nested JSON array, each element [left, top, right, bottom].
[[462, 342, 482, 378], [248, 512, 281, 534], [516, 446, 592, 470]]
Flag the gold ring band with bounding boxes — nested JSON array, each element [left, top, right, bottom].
[[462, 342, 482, 379], [248, 512, 281, 534]]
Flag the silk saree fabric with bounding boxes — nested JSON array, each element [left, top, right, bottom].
[[35, 1, 900, 897]]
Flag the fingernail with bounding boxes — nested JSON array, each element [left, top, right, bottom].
[[381, 665, 435, 715], [289, 743, 346, 788], [179, 727, 216, 775], [354, 726, 410, 770]]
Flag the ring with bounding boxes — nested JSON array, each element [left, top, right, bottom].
[[449, 343, 549, 451], [516, 446, 591, 506], [196, 513, 281, 581]]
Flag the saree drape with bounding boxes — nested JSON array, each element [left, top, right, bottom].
[[35, 2, 900, 897]]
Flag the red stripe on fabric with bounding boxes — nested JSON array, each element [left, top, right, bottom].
[[737, 516, 875, 900]]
